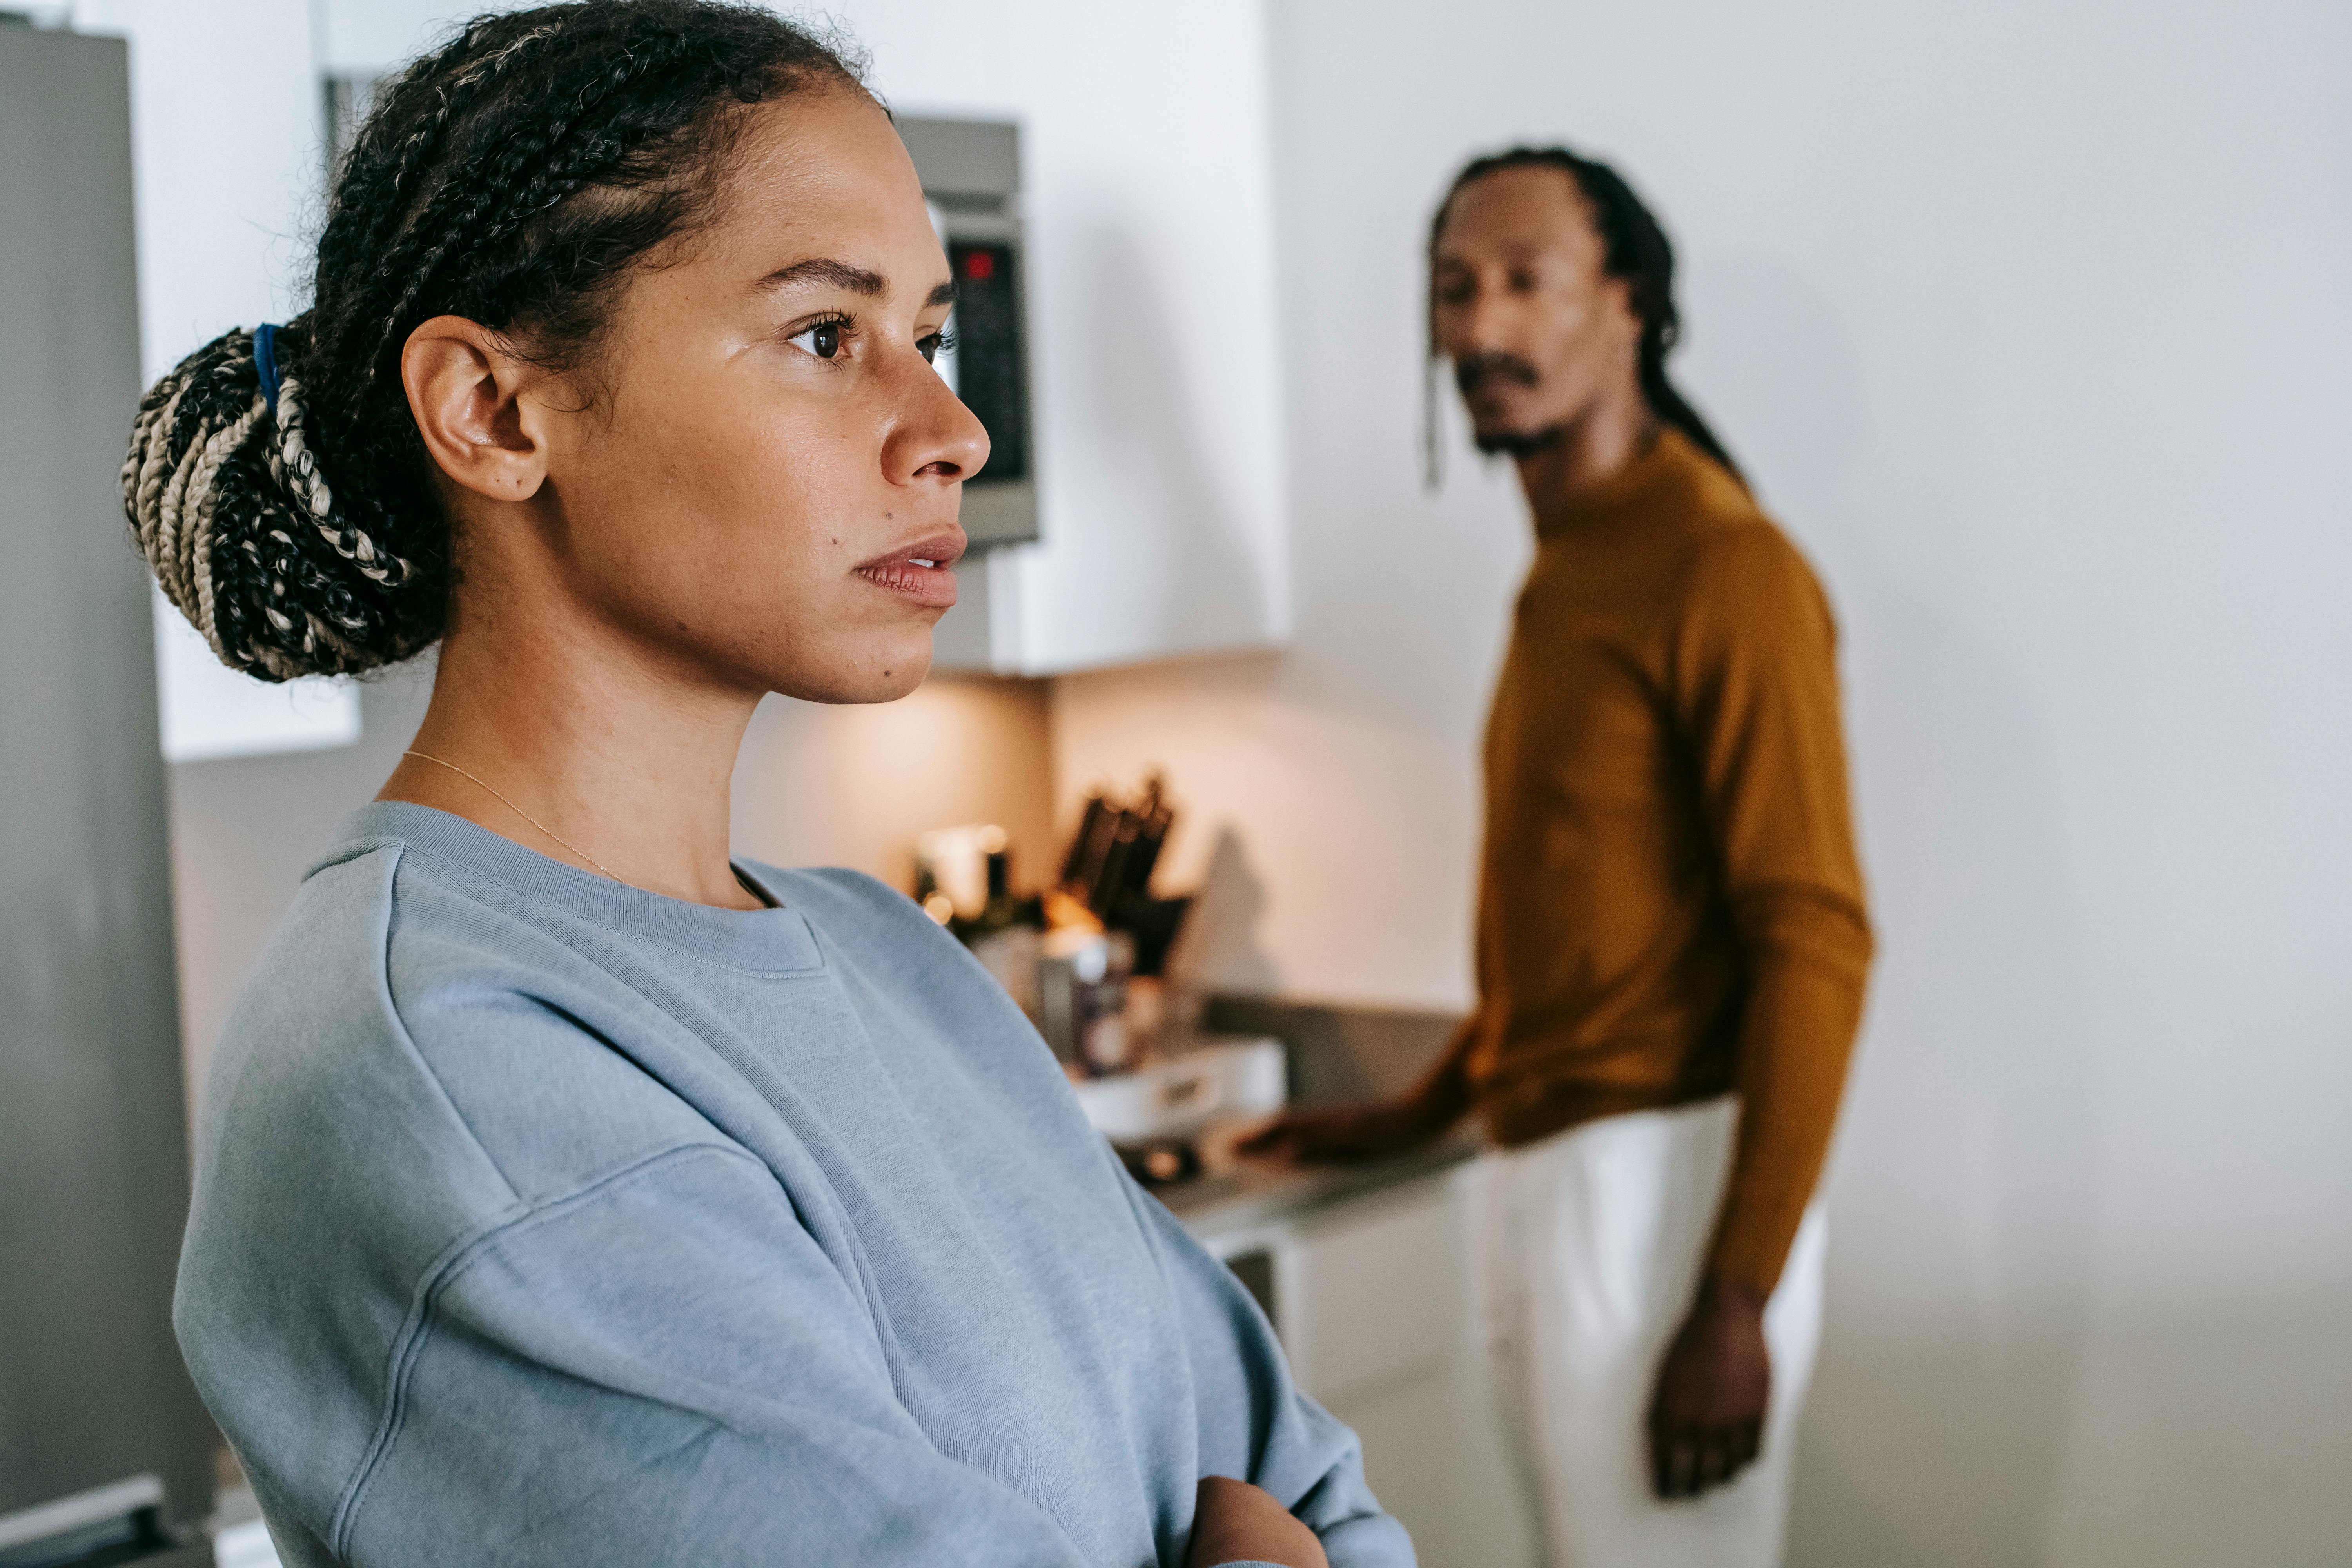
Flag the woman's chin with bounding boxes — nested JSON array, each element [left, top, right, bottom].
[[771, 633, 934, 706], [870, 625, 937, 699], [867, 657, 931, 703]]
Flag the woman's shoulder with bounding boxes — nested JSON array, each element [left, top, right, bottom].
[[214, 828, 634, 1087], [203, 837, 436, 1112], [193, 834, 735, 1242], [178, 842, 530, 1410]]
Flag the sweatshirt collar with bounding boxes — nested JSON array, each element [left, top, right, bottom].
[[321, 800, 822, 976]]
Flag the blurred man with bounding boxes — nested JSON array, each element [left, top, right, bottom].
[[1246, 147, 1872, 1568]]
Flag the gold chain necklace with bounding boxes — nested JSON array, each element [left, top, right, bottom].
[[401, 750, 617, 879]]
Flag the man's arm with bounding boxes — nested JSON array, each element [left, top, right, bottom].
[[1238, 1012, 1478, 1163], [1652, 524, 1873, 1495], [1676, 525, 1873, 1294]]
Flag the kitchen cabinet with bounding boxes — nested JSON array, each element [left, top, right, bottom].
[[313, 0, 1296, 678], [1200, 1161, 1539, 1568]]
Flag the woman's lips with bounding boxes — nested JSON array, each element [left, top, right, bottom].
[[854, 531, 965, 611]]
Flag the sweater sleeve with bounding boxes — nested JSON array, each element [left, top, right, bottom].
[[1672, 524, 1874, 1294], [1123, 1177, 1419, 1568], [322, 1143, 1102, 1567]]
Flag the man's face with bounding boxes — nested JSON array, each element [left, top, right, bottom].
[[1431, 165, 1643, 456]]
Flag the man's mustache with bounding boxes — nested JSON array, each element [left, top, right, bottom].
[[1455, 352, 1541, 395]]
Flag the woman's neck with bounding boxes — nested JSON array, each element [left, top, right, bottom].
[[380, 605, 766, 911]]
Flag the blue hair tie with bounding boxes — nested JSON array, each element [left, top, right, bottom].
[[252, 322, 283, 413]]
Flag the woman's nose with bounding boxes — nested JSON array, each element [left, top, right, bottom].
[[891, 354, 990, 484]]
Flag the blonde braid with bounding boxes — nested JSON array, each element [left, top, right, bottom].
[[179, 394, 267, 658]]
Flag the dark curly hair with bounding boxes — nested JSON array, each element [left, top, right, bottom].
[[122, 1, 866, 681], [1425, 144, 1742, 487]]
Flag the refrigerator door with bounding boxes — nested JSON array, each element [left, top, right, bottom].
[[0, 17, 216, 1553]]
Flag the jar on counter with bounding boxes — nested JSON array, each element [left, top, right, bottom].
[[1039, 927, 1136, 1076]]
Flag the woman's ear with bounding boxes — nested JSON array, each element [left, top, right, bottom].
[[401, 315, 551, 502]]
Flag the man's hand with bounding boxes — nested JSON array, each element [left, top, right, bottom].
[[1188, 1477, 1328, 1568], [1236, 1096, 1448, 1165], [1646, 1275, 1771, 1499]]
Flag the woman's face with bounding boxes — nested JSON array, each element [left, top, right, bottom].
[[515, 83, 988, 705]]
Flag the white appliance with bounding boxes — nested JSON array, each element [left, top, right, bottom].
[[1070, 1037, 1286, 1144]]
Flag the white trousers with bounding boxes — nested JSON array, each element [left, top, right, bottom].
[[1478, 1097, 1827, 1568]]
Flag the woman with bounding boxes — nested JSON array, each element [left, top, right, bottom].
[[127, 6, 1408, 1565]]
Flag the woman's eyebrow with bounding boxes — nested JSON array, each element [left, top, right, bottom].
[[755, 261, 959, 310], [757, 258, 885, 295]]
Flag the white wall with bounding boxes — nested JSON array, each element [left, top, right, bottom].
[[1063, 1, 2352, 1562]]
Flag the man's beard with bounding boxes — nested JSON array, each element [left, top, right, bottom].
[[1454, 351, 1565, 458], [1473, 425, 1567, 458]]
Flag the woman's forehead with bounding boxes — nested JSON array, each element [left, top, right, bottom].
[[704, 91, 941, 288]]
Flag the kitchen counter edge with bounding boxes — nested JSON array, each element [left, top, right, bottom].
[[1154, 1134, 1485, 1246]]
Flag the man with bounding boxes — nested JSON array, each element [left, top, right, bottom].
[[1245, 147, 1872, 1568]]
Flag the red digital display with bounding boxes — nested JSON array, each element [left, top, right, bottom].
[[962, 250, 996, 281]]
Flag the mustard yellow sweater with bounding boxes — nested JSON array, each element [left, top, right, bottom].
[[1427, 429, 1873, 1294]]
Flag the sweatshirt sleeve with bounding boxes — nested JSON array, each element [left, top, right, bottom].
[[1122, 1178, 1419, 1568], [1671, 524, 1874, 1294], [321, 1142, 1100, 1567]]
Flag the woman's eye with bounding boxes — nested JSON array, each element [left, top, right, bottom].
[[791, 320, 846, 360], [918, 329, 956, 365]]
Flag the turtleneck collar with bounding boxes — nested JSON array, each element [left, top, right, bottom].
[[1528, 426, 1698, 543]]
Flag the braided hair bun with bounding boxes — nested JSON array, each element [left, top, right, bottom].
[[121, 1, 863, 681], [124, 321, 420, 678]]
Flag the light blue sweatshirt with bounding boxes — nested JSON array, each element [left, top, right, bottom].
[[174, 803, 1412, 1568]]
